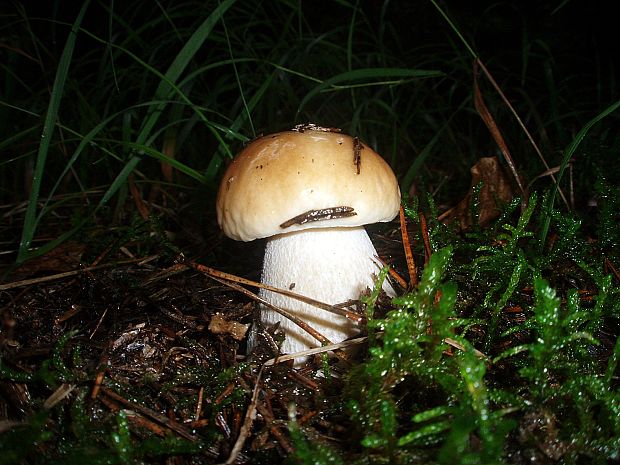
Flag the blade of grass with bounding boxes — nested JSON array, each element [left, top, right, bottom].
[[401, 98, 467, 191], [220, 6, 255, 138], [61, 1, 239, 232], [346, 0, 359, 112], [16, 159, 140, 263], [104, 0, 237, 201], [475, 58, 568, 208], [431, 0, 564, 208], [136, 0, 236, 148], [10, 75, 265, 263], [428, 0, 476, 58], [539, 98, 620, 248], [0, 126, 40, 157], [204, 74, 273, 185], [125, 143, 206, 183], [14, 2, 238, 262], [17, 0, 91, 263], [12, 104, 203, 262], [297, 68, 443, 116]]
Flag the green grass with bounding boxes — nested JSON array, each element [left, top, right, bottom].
[[1, 0, 619, 463]]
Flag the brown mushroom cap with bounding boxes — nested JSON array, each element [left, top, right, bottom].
[[216, 129, 401, 241]]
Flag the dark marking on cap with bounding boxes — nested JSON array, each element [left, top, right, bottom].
[[353, 137, 363, 175], [280, 206, 357, 228]]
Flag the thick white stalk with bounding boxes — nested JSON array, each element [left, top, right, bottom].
[[253, 226, 394, 356]]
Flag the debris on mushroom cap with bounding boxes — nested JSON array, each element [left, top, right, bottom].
[[216, 129, 401, 241]]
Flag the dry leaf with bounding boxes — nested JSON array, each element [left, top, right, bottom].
[[209, 313, 249, 341], [443, 156, 514, 229]]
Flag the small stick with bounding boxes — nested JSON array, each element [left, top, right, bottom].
[[195, 386, 204, 421], [443, 337, 487, 360], [188, 260, 364, 324], [297, 410, 317, 426], [262, 336, 368, 366], [399, 205, 418, 288], [224, 366, 264, 465], [287, 370, 320, 392], [256, 402, 294, 454], [128, 174, 151, 220], [0, 256, 156, 291], [123, 410, 168, 437], [100, 387, 196, 441], [43, 383, 76, 410], [90, 354, 108, 399], [374, 254, 407, 289], [419, 213, 432, 264], [387, 267, 408, 290], [208, 274, 333, 346], [604, 257, 620, 283], [214, 382, 235, 405]]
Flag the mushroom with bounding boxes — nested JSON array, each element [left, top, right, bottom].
[[216, 126, 400, 360]]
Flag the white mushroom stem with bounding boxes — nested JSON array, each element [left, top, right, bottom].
[[253, 226, 395, 357]]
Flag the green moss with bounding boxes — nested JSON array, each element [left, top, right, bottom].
[[289, 186, 618, 463]]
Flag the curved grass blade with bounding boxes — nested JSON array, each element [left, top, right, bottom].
[[125, 143, 207, 183], [297, 68, 443, 116], [539, 98, 620, 248], [17, 0, 91, 263], [137, 0, 237, 148], [113, 0, 236, 195]]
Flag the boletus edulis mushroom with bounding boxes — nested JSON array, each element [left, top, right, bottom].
[[216, 125, 400, 362]]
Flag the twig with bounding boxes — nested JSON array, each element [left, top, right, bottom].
[[207, 274, 333, 346], [399, 205, 418, 288], [224, 365, 264, 465], [262, 336, 368, 366], [100, 387, 196, 441], [256, 402, 294, 454], [43, 383, 76, 409], [195, 387, 204, 421], [419, 213, 432, 264], [187, 260, 365, 324], [215, 382, 235, 405], [374, 254, 407, 289], [387, 266, 408, 290], [90, 353, 108, 399], [128, 173, 151, 220], [0, 256, 156, 291], [605, 257, 620, 283]]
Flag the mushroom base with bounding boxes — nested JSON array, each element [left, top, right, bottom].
[[251, 226, 394, 362]]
